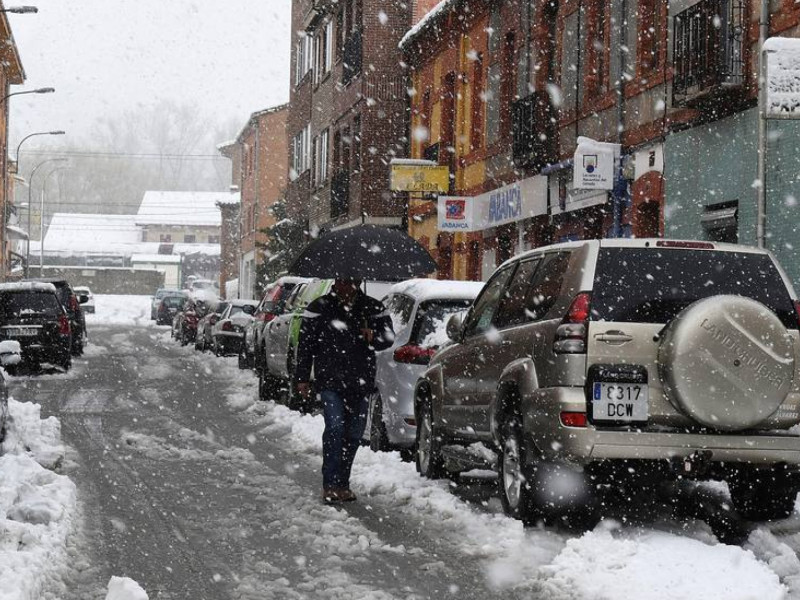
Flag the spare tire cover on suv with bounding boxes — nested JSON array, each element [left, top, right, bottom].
[[658, 295, 795, 431]]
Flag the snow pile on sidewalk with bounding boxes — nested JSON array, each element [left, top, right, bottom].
[[0, 399, 76, 599], [86, 295, 154, 327], [105, 576, 149, 600]]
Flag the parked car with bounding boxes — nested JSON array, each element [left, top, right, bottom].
[[151, 288, 184, 320], [0, 282, 73, 372], [73, 286, 95, 314], [415, 239, 800, 524], [261, 279, 332, 406], [210, 300, 258, 357], [28, 278, 87, 356], [243, 276, 310, 372], [188, 278, 218, 294], [156, 294, 186, 326], [195, 301, 229, 352], [363, 279, 484, 454]]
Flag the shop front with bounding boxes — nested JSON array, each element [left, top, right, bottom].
[[436, 176, 548, 281]]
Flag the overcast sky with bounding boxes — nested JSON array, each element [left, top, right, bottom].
[[8, 0, 292, 151]]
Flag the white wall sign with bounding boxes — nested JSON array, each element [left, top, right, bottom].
[[437, 176, 547, 232], [573, 136, 619, 190], [764, 37, 800, 118], [437, 196, 475, 231]]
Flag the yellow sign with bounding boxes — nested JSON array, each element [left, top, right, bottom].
[[390, 164, 450, 193]]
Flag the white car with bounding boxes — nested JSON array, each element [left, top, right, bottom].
[[364, 279, 485, 453], [73, 286, 95, 314]]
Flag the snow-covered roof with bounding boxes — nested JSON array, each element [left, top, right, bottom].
[[42, 213, 142, 255], [0, 282, 56, 293], [400, 0, 455, 49], [764, 36, 800, 115], [387, 278, 484, 303], [136, 191, 234, 227], [131, 254, 183, 264]]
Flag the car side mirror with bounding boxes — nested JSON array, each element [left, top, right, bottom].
[[446, 313, 463, 342], [78, 294, 89, 304], [0, 340, 21, 367]]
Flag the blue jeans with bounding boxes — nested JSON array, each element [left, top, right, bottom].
[[321, 389, 368, 489]]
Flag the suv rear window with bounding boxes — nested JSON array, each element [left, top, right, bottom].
[[592, 248, 798, 328], [0, 291, 61, 318]]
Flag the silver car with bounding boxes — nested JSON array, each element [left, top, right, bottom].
[[416, 239, 800, 524], [211, 300, 258, 356], [364, 279, 484, 453]]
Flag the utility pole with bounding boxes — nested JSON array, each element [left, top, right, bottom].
[[756, 0, 769, 248]]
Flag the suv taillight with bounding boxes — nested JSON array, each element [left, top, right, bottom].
[[553, 293, 591, 354], [58, 314, 71, 335], [393, 344, 436, 365]]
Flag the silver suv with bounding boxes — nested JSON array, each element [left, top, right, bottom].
[[415, 239, 800, 523]]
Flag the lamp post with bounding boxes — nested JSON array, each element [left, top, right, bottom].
[[25, 158, 66, 277], [39, 166, 68, 276], [15, 129, 64, 163]]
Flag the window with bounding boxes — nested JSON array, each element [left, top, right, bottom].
[[352, 116, 361, 171], [702, 201, 738, 244], [184, 234, 196, 243], [494, 258, 541, 329], [208, 235, 220, 244], [335, 8, 344, 61], [160, 234, 172, 243], [314, 128, 329, 186], [523, 252, 571, 321], [462, 265, 515, 338], [470, 52, 484, 151], [486, 62, 501, 145], [313, 21, 332, 85], [385, 293, 415, 334], [294, 34, 312, 85], [587, 0, 608, 95], [325, 21, 333, 72], [290, 125, 311, 180]]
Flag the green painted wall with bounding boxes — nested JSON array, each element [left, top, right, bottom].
[[665, 107, 800, 290]]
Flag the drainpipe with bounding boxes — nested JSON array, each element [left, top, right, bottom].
[[756, 0, 769, 248]]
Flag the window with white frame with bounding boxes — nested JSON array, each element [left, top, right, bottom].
[[294, 34, 313, 85], [290, 125, 312, 181], [325, 21, 333, 73], [313, 21, 333, 84], [314, 128, 329, 186]]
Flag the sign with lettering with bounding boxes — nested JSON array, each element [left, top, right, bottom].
[[436, 176, 547, 232], [573, 137, 619, 190], [390, 164, 450, 193]]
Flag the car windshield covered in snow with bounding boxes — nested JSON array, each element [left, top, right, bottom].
[[0, 291, 62, 318], [592, 248, 798, 327]]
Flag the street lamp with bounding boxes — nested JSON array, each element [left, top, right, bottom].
[[15, 129, 65, 163], [39, 166, 68, 276], [25, 158, 66, 277], [1, 7, 38, 14]]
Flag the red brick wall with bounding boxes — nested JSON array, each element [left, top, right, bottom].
[[413, 0, 442, 24]]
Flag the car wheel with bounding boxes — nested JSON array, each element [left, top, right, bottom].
[[60, 354, 72, 372], [415, 397, 448, 479], [369, 394, 391, 452], [498, 414, 540, 524], [729, 468, 799, 521]]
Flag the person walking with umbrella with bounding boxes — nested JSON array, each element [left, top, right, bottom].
[[295, 278, 395, 503]]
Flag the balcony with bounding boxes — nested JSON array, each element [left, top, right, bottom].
[[342, 29, 362, 86], [331, 170, 350, 220], [511, 91, 557, 170], [672, 0, 745, 107]]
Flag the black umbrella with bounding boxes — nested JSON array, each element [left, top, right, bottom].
[[288, 225, 437, 281]]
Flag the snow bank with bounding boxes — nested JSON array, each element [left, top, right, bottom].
[[542, 526, 784, 600], [85, 295, 153, 327], [0, 399, 76, 600], [105, 576, 149, 600]]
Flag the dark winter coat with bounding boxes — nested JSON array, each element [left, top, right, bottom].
[[295, 291, 394, 394]]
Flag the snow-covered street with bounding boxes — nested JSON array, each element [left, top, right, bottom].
[[0, 295, 796, 599]]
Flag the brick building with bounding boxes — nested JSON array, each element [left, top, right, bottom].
[[402, 0, 800, 282], [231, 105, 288, 299], [0, 3, 26, 279], [286, 0, 410, 234]]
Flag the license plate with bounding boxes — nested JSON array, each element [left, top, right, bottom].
[[7, 327, 38, 337], [592, 382, 649, 422]]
